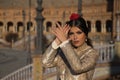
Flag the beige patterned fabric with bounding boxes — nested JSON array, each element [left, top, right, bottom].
[[42, 42, 98, 80]]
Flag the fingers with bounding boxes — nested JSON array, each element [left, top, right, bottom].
[[51, 22, 70, 42], [63, 24, 70, 34], [56, 22, 63, 31]]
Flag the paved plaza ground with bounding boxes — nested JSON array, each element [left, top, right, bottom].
[[0, 48, 28, 78]]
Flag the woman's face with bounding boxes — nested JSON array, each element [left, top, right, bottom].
[[68, 26, 86, 48]]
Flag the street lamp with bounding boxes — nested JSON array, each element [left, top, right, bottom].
[[78, 0, 82, 16], [22, 10, 26, 50], [35, 0, 44, 54], [33, 0, 44, 80]]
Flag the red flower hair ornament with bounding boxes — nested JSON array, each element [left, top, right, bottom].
[[70, 13, 80, 20]]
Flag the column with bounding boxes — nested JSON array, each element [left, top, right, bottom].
[[3, 22, 6, 32], [15, 23, 17, 33], [5, 22, 7, 32], [116, 14, 120, 41], [102, 21, 106, 33], [13, 23, 17, 32], [91, 20, 96, 33], [115, 12, 120, 59], [33, 0, 44, 80], [93, 23, 96, 32]]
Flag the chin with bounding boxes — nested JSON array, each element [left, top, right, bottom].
[[71, 42, 81, 48], [72, 45, 79, 48]]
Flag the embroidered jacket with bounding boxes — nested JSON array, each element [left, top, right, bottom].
[[42, 41, 98, 80]]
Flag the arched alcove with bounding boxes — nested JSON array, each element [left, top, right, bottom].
[[57, 21, 62, 25], [106, 20, 112, 32], [27, 22, 33, 31], [0, 22, 3, 27], [87, 21, 91, 32], [7, 22, 13, 32], [17, 22, 23, 32], [46, 21, 52, 32], [0, 22, 3, 36], [56, 21, 62, 27], [96, 20, 101, 32]]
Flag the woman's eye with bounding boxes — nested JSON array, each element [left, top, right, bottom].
[[69, 32, 74, 35], [77, 31, 82, 34]]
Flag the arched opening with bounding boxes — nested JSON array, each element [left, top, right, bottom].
[[107, 0, 113, 12], [27, 22, 33, 31], [17, 22, 23, 32], [106, 20, 112, 32], [0, 22, 3, 26], [0, 22, 3, 37], [56, 21, 62, 27], [0, 22, 3, 30], [87, 21, 91, 32], [46, 21, 52, 32], [57, 21, 62, 25], [96, 20, 101, 32], [7, 22, 13, 32]]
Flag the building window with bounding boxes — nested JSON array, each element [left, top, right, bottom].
[[27, 22, 33, 31], [107, 0, 113, 12], [17, 22, 23, 32], [56, 21, 62, 27], [46, 21, 52, 32], [87, 21, 91, 32], [7, 22, 13, 32], [0, 22, 3, 27], [96, 20, 101, 32], [0, 22, 3, 35], [106, 20, 112, 32]]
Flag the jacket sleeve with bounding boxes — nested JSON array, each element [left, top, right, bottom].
[[42, 44, 58, 68], [60, 42, 99, 74]]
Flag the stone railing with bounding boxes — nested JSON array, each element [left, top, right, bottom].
[[94, 44, 115, 63], [0, 64, 33, 80], [0, 64, 57, 80]]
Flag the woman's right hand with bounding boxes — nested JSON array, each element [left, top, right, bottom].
[[51, 23, 61, 45], [51, 22, 70, 45]]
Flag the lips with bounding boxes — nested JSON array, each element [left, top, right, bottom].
[[73, 41, 80, 44]]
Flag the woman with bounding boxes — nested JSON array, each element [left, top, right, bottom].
[[42, 13, 99, 80]]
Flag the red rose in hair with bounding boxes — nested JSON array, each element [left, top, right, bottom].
[[70, 13, 80, 20]]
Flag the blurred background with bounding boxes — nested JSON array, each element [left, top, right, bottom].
[[0, 0, 120, 80]]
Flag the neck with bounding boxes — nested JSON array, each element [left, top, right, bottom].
[[74, 43, 88, 51]]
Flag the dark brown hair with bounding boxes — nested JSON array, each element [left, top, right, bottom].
[[66, 14, 93, 47]]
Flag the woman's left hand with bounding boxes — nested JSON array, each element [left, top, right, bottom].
[[52, 22, 70, 43]]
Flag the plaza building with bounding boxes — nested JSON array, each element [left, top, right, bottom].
[[0, 0, 120, 80], [0, 0, 120, 48]]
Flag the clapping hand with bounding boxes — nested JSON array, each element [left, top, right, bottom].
[[51, 22, 70, 45]]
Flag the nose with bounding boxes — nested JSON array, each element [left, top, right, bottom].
[[73, 34, 77, 40]]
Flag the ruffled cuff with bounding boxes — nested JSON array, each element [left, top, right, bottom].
[[52, 40, 69, 49], [60, 40, 69, 48], [51, 40, 59, 49]]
